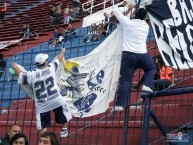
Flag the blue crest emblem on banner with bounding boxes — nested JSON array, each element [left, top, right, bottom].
[[73, 93, 97, 112]]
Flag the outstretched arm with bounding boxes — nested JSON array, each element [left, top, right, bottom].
[[11, 63, 22, 77], [113, 3, 135, 24], [57, 47, 66, 62]]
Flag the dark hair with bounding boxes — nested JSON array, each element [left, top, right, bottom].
[[36, 61, 46, 68], [10, 133, 28, 145], [135, 8, 147, 20], [40, 131, 60, 145]]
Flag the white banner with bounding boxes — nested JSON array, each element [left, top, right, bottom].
[[0, 39, 23, 50], [56, 26, 122, 117]]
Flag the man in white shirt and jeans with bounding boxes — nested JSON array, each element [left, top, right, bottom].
[[113, 4, 156, 111], [12, 48, 72, 137]]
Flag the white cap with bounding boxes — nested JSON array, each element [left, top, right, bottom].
[[35, 53, 48, 65]]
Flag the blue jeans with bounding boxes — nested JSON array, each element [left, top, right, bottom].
[[116, 51, 156, 107]]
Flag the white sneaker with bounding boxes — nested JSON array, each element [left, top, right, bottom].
[[60, 128, 68, 138], [142, 85, 153, 93], [111, 106, 123, 112]]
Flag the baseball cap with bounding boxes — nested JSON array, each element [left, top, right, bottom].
[[35, 53, 48, 65]]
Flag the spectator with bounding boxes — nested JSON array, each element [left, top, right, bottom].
[[55, 2, 62, 25], [50, 27, 61, 48], [0, 54, 6, 78], [152, 55, 174, 90], [59, 26, 67, 43], [48, 7, 56, 26], [108, 12, 119, 33], [73, 0, 80, 17], [64, 8, 77, 24], [39, 131, 60, 145], [134, 55, 175, 91], [93, 23, 107, 41], [0, 2, 7, 20], [112, 5, 156, 112], [69, 8, 77, 21], [0, 124, 21, 145], [26, 24, 39, 39], [9, 133, 28, 145], [11, 48, 72, 138], [65, 23, 77, 41], [83, 23, 96, 43], [19, 25, 27, 38], [63, 4, 70, 24]]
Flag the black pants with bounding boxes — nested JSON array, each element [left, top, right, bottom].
[[153, 79, 171, 90], [0, 12, 5, 20]]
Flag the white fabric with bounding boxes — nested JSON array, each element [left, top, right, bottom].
[[113, 7, 149, 54], [0, 39, 23, 50], [56, 26, 122, 117], [17, 26, 123, 117]]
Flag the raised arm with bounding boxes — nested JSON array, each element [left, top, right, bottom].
[[57, 47, 66, 62], [113, 3, 135, 24], [11, 63, 22, 77]]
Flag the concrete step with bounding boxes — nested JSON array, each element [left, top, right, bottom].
[[1, 103, 192, 127]]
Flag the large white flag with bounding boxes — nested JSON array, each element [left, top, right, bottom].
[[56, 26, 122, 117], [17, 26, 123, 117]]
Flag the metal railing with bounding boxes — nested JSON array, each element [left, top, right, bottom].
[[82, 0, 113, 14]]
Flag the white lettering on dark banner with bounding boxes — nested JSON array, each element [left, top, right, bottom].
[[146, 0, 193, 69]]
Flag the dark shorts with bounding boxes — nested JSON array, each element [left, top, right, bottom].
[[36, 105, 68, 130]]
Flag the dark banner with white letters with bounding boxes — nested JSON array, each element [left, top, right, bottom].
[[146, 0, 193, 69]]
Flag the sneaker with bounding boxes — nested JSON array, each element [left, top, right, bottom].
[[111, 105, 123, 112], [87, 40, 91, 43], [142, 85, 153, 93], [60, 128, 68, 138]]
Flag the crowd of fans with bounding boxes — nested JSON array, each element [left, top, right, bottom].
[[0, 124, 61, 145], [49, 9, 119, 48], [83, 11, 118, 43], [48, 1, 80, 26]]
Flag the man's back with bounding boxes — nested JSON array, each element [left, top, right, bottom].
[[122, 19, 149, 53], [113, 6, 149, 53], [19, 60, 63, 113]]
